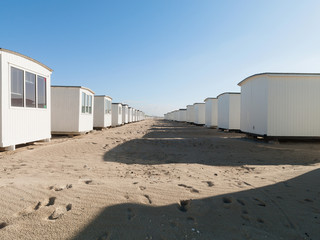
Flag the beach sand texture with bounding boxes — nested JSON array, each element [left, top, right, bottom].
[[0, 119, 319, 240]]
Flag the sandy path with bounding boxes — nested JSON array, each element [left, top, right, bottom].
[[0, 119, 319, 240]]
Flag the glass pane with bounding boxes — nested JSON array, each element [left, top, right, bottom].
[[82, 92, 86, 113], [11, 67, 24, 107], [89, 95, 92, 114], [86, 95, 89, 112], [108, 101, 111, 113], [37, 76, 47, 108], [26, 72, 36, 108]]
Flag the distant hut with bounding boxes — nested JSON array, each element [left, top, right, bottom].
[[204, 97, 218, 128], [217, 92, 241, 130], [51, 86, 94, 135], [93, 95, 112, 129]]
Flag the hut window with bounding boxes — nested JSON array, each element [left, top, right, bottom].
[[105, 99, 111, 114], [88, 95, 92, 114], [10, 66, 47, 109], [81, 92, 92, 114], [81, 93, 86, 113], [26, 72, 36, 108], [11, 67, 24, 107], [37, 76, 47, 108]]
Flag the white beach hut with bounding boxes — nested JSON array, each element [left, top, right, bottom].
[[178, 109, 187, 122], [238, 72, 320, 137], [112, 103, 122, 127], [51, 86, 94, 135], [186, 105, 195, 123], [193, 103, 205, 125], [93, 95, 112, 129], [173, 110, 179, 121], [217, 92, 241, 130], [134, 109, 138, 122], [204, 97, 218, 128], [122, 104, 128, 124], [128, 107, 133, 123], [0, 48, 52, 150]]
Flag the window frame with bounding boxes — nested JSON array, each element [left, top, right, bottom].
[[81, 91, 93, 115], [9, 65, 48, 110]]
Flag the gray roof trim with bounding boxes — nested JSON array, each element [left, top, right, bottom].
[[217, 92, 240, 98], [204, 97, 217, 102]]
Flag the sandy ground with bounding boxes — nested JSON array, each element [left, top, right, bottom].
[[0, 118, 319, 240]]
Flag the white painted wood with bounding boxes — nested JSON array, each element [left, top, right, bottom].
[[112, 103, 122, 126], [218, 93, 241, 130], [0, 49, 52, 148], [128, 107, 133, 123], [93, 95, 112, 128], [178, 109, 187, 122], [193, 103, 205, 125], [186, 105, 195, 123], [204, 98, 218, 128], [122, 104, 128, 124], [239, 73, 320, 137], [51, 86, 94, 134]]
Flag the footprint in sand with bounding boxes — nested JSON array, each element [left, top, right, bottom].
[[222, 197, 232, 204], [178, 184, 199, 193], [49, 184, 72, 191], [0, 222, 8, 230], [253, 198, 266, 207], [179, 200, 191, 212], [139, 186, 146, 191], [202, 181, 214, 187], [46, 197, 56, 206], [144, 194, 152, 204], [237, 199, 245, 206], [48, 203, 72, 220]]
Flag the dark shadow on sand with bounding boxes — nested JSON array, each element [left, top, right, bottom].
[[103, 120, 320, 166], [71, 169, 320, 240]]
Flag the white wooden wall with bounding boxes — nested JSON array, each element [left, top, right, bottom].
[[218, 93, 241, 130], [112, 104, 122, 126], [93, 96, 112, 128], [194, 103, 205, 124], [0, 51, 52, 147], [205, 98, 218, 127]]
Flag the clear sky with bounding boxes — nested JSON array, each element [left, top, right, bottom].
[[1, 0, 320, 116]]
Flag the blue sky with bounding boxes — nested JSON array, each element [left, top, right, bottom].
[[2, 0, 320, 116]]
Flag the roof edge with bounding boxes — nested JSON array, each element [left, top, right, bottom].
[[94, 95, 113, 100], [51, 85, 95, 94], [238, 72, 320, 86], [204, 97, 217, 102], [217, 92, 240, 98], [193, 102, 205, 105], [0, 48, 53, 72]]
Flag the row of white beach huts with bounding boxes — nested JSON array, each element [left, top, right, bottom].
[[0, 48, 145, 151], [165, 73, 320, 139]]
